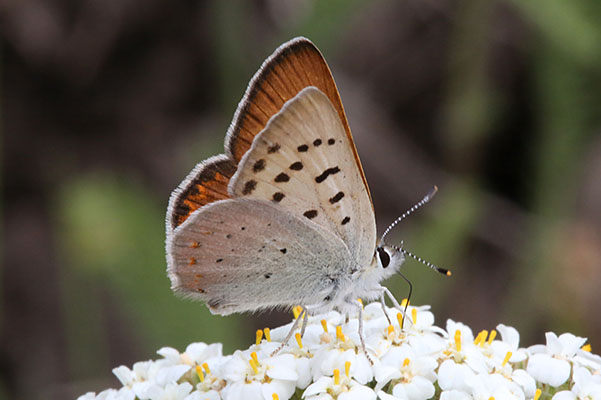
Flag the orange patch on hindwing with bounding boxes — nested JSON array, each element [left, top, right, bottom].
[[170, 157, 236, 229]]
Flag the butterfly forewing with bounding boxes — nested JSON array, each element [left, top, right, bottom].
[[168, 198, 353, 314], [229, 87, 376, 266], [167, 37, 371, 231], [226, 38, 361, 172]]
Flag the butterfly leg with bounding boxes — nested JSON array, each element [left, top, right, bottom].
[[379, 291, 392, 326], [383, 287, 413, 328], [270, 306, 306, 357], [300, 308, 309, 338], [346, 299, 373, 365], [359, 285, 392, 325]]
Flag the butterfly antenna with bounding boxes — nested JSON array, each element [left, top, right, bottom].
[[400, 247, 451, 276], [380, 186, 438, 243]]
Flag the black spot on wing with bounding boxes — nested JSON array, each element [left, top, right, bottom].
[[253, 159, 266, 172], [297, 144, 309, 152], [313, 138, 322, 146], [289, 161, 303, 171], [272, 192, 285, 202], [280, 248, 287, 254], [315, 167, 341, 183], [242, 180, 257, 195], [268, 143, 280, 153], [274, 173, 290, 182], [328, 138, 336, 145], [216, 258, 223, 263], [264, 273, 272, 279], [341, 216, 351, 225], [303, 210, 318, 219], [329, 191, 345, 204]]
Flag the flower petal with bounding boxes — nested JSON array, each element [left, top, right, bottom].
[[551, 391, 576, 400], [439, 390, 472, 400], [527, 354, 571, 387], [340, 384, 376, 400]]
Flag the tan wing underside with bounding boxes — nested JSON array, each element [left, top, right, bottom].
[[230, 87, 376, 266], [167, 37, 371, 231], [169, 198, 353, 314]]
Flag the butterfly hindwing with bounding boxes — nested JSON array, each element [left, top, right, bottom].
[[168, 155, 236, 230], [229, 87, 376, 266], [168, 198, 353, 314]]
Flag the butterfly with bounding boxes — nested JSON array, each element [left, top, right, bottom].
[[165, 37, 447, 356]]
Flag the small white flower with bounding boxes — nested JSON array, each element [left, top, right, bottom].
[[490, 324, 528, 363], [184, 390, 221, 400], [139, 382, 193, 400], [113, 361, 154, 387], [374, 345, 437, 400], [104, 387, 135, 400], [527, 353, 571, 387], [157, 347, 183, 364], [77, 388, 135, 400], [311, 347, 373, 385], [557, 366, 601, 399], [303, 316, 373, 385], [465, 373, 524, 400], [573, 347, 601, 371], [439, 389, 472, 400], [183, 342, 223, 365], [483, 324, 528, 368], [440, 321, 488, 374], [221, 350, 298, 400], [551, 391, 577, 400], [548, 333, 588, 358], [155, 365, 192, 387], [437, 359, 476, 393], [527, 332, 587, 387], [404, 305, 447, 337], [303, 371, 376, 400], [510, 369, 537, 399]]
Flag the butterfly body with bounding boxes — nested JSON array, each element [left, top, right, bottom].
[[166, 37, 407, 320]]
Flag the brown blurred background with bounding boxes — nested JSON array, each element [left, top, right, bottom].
[[2, 0, 601, 399]]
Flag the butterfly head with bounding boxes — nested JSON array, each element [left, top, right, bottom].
[[375, 244, 405, 277]]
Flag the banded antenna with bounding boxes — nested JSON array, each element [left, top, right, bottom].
[[382, 185, 452, 277], [383, 186, 451, 328], [399, 247, 451, 276], [380, 186, 439, 243]]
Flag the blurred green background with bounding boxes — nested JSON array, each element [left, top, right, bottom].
[[3, 0, 601, 399]]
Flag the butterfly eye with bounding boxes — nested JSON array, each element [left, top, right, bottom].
[[376, 247, 390, 269]]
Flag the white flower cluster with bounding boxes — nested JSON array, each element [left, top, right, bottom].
[[78, 303, 601, 400]]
